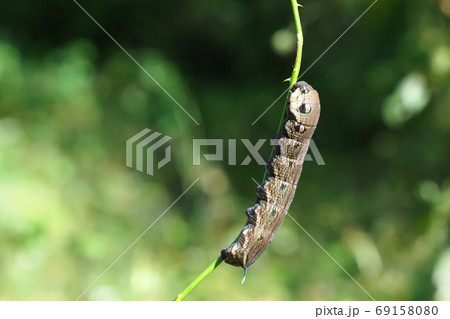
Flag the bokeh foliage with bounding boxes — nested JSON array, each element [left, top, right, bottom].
[[0, 0, 449, 300]]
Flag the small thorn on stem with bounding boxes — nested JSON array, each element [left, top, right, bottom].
[[241, 267, 248, 284], [282, 77, 291, 83]]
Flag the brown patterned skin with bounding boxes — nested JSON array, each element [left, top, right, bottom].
[[221, 81, 321, 272]]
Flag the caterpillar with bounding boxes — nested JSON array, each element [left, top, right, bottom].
[[221, 81, 321, 282]]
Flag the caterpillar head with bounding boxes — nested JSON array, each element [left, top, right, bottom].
[[287, 81, 321, 127]]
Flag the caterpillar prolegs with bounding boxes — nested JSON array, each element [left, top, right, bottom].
[[221, 81, 321, 281]]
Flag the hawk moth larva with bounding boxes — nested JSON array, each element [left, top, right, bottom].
[[221, 81, 321, 281]]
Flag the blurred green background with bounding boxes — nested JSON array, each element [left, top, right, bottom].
[[0, 0, 449, 300]]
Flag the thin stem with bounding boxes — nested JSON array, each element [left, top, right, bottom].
[[290, 0, 304, 87], [278, 0, 304, 134], [262, 0, 304, 182], [173, 1, 304, 301], [174, 256, 223, 301]]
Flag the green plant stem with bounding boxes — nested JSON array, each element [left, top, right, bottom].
[[262, 0, 304, 182], [289, 0, 304, 89], [279, 0, 304, 141], [173, 0, 303, 301], [174, 256, 223, 301]]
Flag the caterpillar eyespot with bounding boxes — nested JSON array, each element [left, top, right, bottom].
[[300, 104, 312, 114], [298, 124, 306, 133], [221, 81, 321, 282]]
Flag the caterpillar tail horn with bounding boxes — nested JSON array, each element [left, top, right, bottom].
[[241, 267, 248, 285]]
